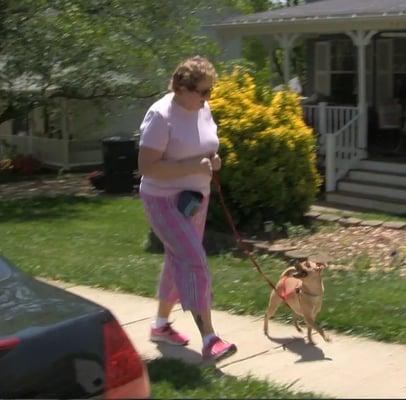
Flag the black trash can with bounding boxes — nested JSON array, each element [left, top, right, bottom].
[[102, 136, 138, 193]]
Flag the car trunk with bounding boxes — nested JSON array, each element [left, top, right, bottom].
[[0, 257, 110, 398]]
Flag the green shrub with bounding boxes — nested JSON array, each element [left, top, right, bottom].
[[208, 67, 320, 231]]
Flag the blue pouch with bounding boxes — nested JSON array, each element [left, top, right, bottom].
[[177, 191, 203, 217]]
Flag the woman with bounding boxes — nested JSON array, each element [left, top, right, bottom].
[[138, 56, 237, 361]]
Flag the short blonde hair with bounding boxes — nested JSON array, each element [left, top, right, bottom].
[[168, 56, 217, 92]]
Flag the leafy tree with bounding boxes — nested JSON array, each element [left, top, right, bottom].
[[0, 0, 222, 123], [235, 0, 305, 84], [232, 0, 304, 13], [286, 0, 302, 5]]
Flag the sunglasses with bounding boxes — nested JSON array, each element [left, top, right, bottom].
[[191, 87, 213, 97]]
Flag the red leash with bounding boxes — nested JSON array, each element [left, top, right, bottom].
[[212, 172, 279, 293]]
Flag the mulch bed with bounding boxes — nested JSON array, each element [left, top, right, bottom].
[[0, 173, 98, 200]]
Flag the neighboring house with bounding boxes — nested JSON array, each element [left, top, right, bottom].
[[0, 6, 233, 172], [209, 0, 406, 214], [0, 96, 149, 170]]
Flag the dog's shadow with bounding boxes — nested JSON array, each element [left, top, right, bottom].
[[266, 335, 333, 363]]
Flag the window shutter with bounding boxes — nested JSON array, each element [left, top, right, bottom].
[[315, 41, 331, 96], [376, 39, 393, 104]]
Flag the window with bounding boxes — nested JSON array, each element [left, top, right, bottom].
[[331, 40, 355, 72], [393, 38, 406, 105], [12, 114, 29, 135], [331, 74, 357, 105], [393, 39, 406, 72], [330, 40, 356, 104]]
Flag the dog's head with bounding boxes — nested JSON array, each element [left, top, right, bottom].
[[293, 260, 326, 279]]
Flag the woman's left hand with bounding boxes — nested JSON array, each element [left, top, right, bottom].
[[210, 153, 222, 171]]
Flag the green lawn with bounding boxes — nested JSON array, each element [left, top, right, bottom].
[[0, 196, 405, 344]]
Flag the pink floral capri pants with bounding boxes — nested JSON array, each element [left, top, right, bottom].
[[140, 192, 212, 312]]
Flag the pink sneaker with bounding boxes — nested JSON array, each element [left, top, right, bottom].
[[150, 323, 189, 346], [202, 336, 237, 361]]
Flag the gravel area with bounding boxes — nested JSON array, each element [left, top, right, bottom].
[[273, 224, 406, 273]]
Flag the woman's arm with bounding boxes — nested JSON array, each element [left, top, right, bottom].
[[138, 146, 213, 180]]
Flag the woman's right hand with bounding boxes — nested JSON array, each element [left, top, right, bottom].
[[198, 157, 213, 176]]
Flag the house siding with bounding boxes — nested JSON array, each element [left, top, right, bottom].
[[66, 98, 149, 140]]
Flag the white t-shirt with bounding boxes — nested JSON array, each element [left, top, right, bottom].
[[139, 93, 219, 196]]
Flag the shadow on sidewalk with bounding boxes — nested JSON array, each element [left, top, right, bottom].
[[153, 342, 228, 375], [154, 342, 203, 365], [267, 335, 332, 363], [147, 357, 225, 392]]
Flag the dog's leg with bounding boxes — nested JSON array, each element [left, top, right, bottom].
[[264, 290, 282, 335], [293, 314, 303, 333], [302, 312, 330, 344], [307, 326, 314, 344]]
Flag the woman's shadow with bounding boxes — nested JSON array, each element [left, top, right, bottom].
[[154, 342, 205, 365], [266, 335, 333, 363], [152, 342, 226, 375]]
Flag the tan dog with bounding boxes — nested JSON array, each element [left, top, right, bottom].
[[263, 260, 330, 344]]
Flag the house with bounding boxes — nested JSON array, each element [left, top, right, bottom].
[[209, 0, 406, 214], [0, 6, 232, 172], [0, 95, 149, 170]]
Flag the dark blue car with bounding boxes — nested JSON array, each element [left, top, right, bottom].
[[0, 256, 150, 398]]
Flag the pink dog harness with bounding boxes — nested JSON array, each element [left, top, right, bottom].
[[277, 276, 301, 301]]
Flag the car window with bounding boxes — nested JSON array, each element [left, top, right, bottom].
[[0, 258, 12, 282]]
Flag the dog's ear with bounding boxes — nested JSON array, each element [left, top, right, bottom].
[[293, 261, 309, 278], [292, 270, 308, 278], [300, 260, 314, 271]]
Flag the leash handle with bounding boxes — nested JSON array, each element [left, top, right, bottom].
[[212, 172, 278, 292]]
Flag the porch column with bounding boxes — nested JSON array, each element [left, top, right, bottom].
[[346, 30, 377, 156], [61, 98, 70, 169], [275, 34, 299, 84]]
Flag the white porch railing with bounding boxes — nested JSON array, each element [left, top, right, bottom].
[[303, 102, 359, 155], [325, 113, 362, 192], [302, 102, 361, 191]]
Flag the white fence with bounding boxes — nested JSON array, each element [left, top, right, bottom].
[[0, 134, 102, 168]]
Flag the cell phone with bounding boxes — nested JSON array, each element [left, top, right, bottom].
[[177, 191, 203, 217]]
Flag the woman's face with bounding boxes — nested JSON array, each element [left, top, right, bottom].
[[177, 78, 213, 111]]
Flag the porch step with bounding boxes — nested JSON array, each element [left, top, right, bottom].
[[357, 160, 406, 175], [348, 170, 406, 189], [338, 179, 406, 201], [326, 191, 406, 215]]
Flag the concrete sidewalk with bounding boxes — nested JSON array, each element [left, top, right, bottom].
[[49, 280, 406, 399]]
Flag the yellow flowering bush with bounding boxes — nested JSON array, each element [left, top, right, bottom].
[[209, 67, 320, 229]]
